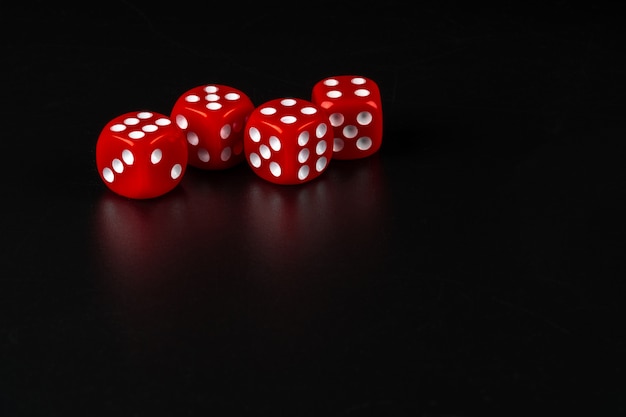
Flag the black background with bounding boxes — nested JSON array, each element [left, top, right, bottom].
[[1, 1, 625, 416]]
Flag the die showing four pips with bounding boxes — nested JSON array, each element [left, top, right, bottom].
[[95, 75, 383, 199]]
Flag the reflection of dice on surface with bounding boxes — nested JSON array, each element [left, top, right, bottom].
[[95, 111, 188, 199], [244, 98, 334, 185], [311, 75, 383, 160], [171, 84, 255, 170]]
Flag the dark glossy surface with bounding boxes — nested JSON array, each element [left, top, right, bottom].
[[1, 2, 625, 416]]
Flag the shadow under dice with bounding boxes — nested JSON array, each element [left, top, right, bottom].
[[95, 111, 188, 199], [244, 98, 334, 185], [311, 75, 383, 160], [171, 84, 255, 170]]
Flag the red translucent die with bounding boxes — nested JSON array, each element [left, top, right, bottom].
[[311, 75, 383, 160], [244, 98, 333, 185], [95, 111, 188, 199], [171, 84, 255, 170]]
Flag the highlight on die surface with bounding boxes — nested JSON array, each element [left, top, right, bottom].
[[243, 97, 334, 185], [311, 75, 383, 160], [171, 84, 255, 170], [95, 111, 188, 199]]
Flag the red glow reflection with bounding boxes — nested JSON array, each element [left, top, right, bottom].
[[92, 155, 387, 292]]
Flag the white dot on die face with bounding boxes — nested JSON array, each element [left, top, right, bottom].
[[102, 167, 114, 183], [249, 127, 261, 142], [269, 161, 281, 177], [185, 94, 201, 103], [315, 123, 327, 138], [187, 131, 199, 146], [326, 90, 342, 98], [298, 148, 310, 163], [176, 114, 188, 129], [259, 144, 271, 159], [124, 117, 140, 125], [324, 78, 339, 86], [225, 92, 240, 100], [343, 125, 358, 139], [298, 131, 309, 146], [142, 124, 158, 133], [171, 164, 183, 180], [156, 118, 171, 126], [205, 94, 220, 101], [220, 124, 232, 139], [356, 137, 373, 150], [137, 111, 153, 119], [110, 123, 126, 132], [128, 131, 145, 140], [204, 85, 219, 93], [122, 149, 134, 165], [151, 148, 162, 164], [260, 107, 277, 115], [351, 77, 366, 85], [112, 158, 123, 173], [316, 157, 328, 172], [354, 89, 370, 97], [281, 98, 297, 106], [221, 147, 232, 161], [316, 140, 327, 155], [357, 111, 373, 125], [298, 165, 310, 180], [329, 113, 344, 127], [301, 106, 317, 115], [280, 115, 297, 124], [249, 152, 261, 168], [333, 138, 345, 152], [269, 136, 281, 151], [198, 148, 210, 162], [207, 102, 222, 110]]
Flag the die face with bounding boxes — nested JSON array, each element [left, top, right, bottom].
[[244, 98, 333, 185], [171, 84, 255, 170], [96, 111, 188, 199], [311, 75, 383, 160]]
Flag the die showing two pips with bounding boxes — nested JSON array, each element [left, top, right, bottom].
[[95, 75, 382, 199]]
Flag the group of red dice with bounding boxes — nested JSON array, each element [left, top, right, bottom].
[[95, 75, 383, 199]]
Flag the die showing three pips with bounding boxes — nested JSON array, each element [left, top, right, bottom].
[[95, 75, 382, 199]]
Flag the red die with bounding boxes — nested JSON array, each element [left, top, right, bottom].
[[171, 84, 255, 170], [96, 111, 188, 199], [244, 98, 333, 185], [311, 75, 383, 160]]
